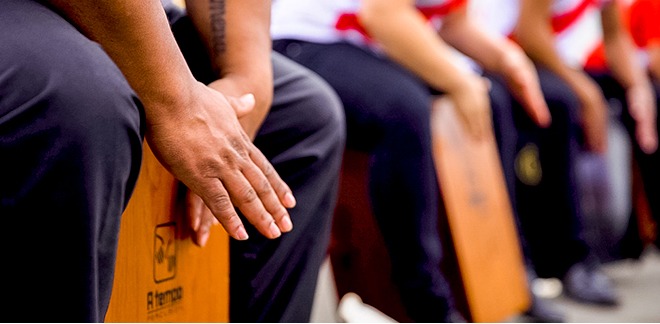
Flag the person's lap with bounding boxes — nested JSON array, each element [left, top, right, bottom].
[[0, 0, 143, 321]]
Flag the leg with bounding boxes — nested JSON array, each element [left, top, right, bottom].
[[230, 52, 345, 322], [274, 40, 458, 322], [591, 73, 660, 245], [0, 0, 143, 321], [171, 17, 345, 321], [514, 68, 589, 279]]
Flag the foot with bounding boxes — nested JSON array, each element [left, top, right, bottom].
[[562, 261, 619, 306], [523, 294, 566, 322]]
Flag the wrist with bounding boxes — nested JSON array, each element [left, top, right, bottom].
[[212, 73, 273, 107]]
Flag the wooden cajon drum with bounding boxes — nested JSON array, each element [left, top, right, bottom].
[[431, 97, 530, 322], [105, 143, 229, 322], [330, 149, 411, 322], [330, 97, 530, 322]]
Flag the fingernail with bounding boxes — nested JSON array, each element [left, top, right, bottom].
[[236, 226, 249, 241], [198, 232, 209, 247], [240, 93, 255, 106], [269, 222, 281, 238], [280, 216, 293, 232], [284, 192, 296, 208]]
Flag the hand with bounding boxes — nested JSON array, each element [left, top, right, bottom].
[[146, 81, 295, 241], [447, 75, 493, 140], [184, 91, 256, 246], [208, 77, 273, 139], [224, 92, 257, 118], [574, 75, 609, 153], [187, 189, 218, 247], [627, 82, 658, 154], [500, 49, 552, 128]]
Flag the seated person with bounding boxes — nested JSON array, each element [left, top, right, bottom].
[[271, 0, 564, 321], [165, 0, 347, 321], [620, 0, 660, 249], [513, 0, 659, 305], [0, 0, 345, 322]]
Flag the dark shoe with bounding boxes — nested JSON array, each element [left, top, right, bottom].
[[523, 294, 566, 323], [522, 266, 566, 322], [443, 310, 468, 323], [562, 262, 619, 306]]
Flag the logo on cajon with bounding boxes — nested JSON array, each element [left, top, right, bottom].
[[154, 222, 177, 283]]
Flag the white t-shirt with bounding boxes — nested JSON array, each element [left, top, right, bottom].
[[271, 0, 465, 47]]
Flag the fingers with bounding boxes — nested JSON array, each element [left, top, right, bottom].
[[226, 93, 255, 118], [580, 96, 609, 153], [151, 83, 294, 243], [636, 119, 659, 154], [186, 189, 203, 231], [473, 105, 493, 140], [220, 166, 285, 239], [452, 77, 492, 140], [186, 190, 213, 247], [204, 141, 294, 239], [519, 84, 552, 128], [242, 152, 294, 233], [628, 90, 658, 154], [202, 179, 250, 241], [195, 207, 215, 247], [583, 117, 608, 153]]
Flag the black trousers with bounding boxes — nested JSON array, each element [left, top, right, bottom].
[[0, 1, 345, 322], [169, 12, 346, 323], [0, 0, 144, 321], [273, 39, 527, 322], [504, 69, 590, 279], [588, 72, 660, 249]]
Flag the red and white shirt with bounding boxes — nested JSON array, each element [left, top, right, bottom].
[[271, 0, 466, 48], [550, 0, 613, 70], [621, 0, 660, 68], [469, 0, 613, 70]]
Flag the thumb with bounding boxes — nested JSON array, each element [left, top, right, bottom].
[[637, 121, 659, 154], [230, 93, 255, 118]]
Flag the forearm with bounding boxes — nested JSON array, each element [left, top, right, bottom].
[[44, 0, 197, 119], [186, 0, 273, 138], [649, 46, 660, 82], [440, 7, 521, 76], [515, 0, 586, 89], [358, 0, 478, 93], [602, 5, 650, 90]]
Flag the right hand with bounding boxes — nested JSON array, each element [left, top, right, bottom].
[[146, 81, 295, 241], [448, 75, 493, 140], [574, 75, 609, 153]]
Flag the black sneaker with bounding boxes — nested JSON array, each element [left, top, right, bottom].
[[562, 261, 619, 306]]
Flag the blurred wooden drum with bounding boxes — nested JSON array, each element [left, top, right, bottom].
[[431, 97, 530, 322], [105, 143, 229, 322]]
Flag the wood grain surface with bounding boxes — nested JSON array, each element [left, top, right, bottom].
[[105, 143, 229, 322]]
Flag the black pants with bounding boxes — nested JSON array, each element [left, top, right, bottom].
[[273, 39, 526, 322], [504, 69, 590, 279], [589, 72, 660, 248], [0, 0, 144, 321], [169, 13, 346, 322], [0, 1, 345, 321]]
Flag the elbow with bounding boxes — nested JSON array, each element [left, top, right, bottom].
[[356, 0, 391, 33]]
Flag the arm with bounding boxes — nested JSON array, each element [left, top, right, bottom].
[[43, 0, 295, 240], [358, 0, 492, 139], [184, 0, 275, 245], [515, 0, 609, 153], [440, 6, 551, 128], [601, 3, 657, 153], [649, 45, 660, 81], [186, 0, 273, 139]]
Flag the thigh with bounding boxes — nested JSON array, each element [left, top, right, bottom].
[[230, 52, 345, 322], [273, 40, 433, 151], [0, 0, 143, 321]]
